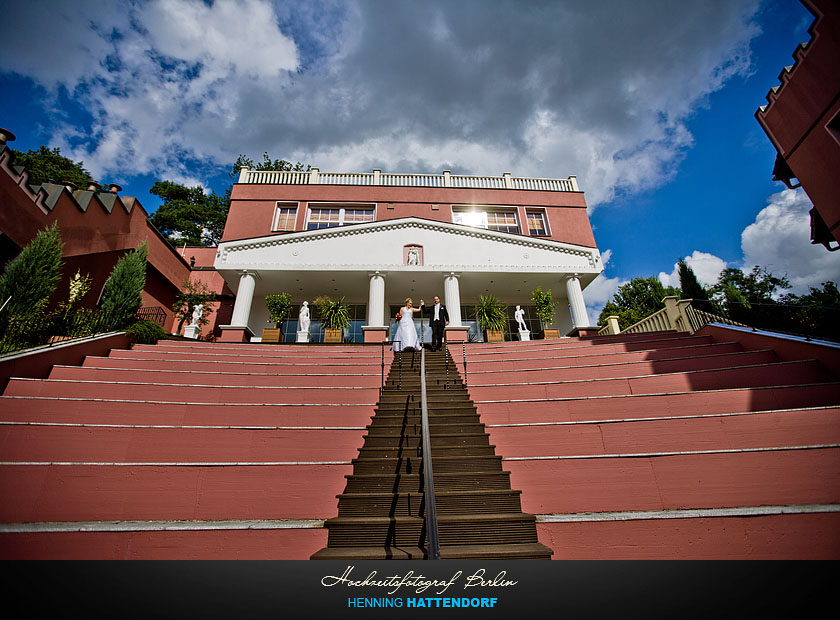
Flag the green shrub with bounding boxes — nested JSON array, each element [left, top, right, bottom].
[[124, 320, 166, 345], [100, 241, 149, 329]]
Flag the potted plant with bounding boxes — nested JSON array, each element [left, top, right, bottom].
[[473, 294, 507, 342], [532, 286, 559, 338], [263, 292, 292, 343], [314, 295, 350, 343]]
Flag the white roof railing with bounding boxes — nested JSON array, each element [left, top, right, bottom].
[[237, 167, 580, 192]]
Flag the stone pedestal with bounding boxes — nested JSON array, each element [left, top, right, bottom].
[[183, 325, 200, 339], [518, 329, 531, 341], [296, 331, 310, 343], [362, 326, 388, 343], [444, 326, 470, 342], [219, 325, 254, 343]]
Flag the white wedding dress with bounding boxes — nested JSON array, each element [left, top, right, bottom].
[[393, 306, 420, 352]]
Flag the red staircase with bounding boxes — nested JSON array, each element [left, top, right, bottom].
[[1, 326, 838, 559], [0, 340, 385, 559], [459, 327, 840, 559]]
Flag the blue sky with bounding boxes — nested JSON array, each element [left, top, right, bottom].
[[1, 0, 838, 317]]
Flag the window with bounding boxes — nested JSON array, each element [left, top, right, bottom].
[[273, 203, 298, 231], [526, 210, 549, 236], [307, 205, 375, 230], [452, 207, 519, 234]]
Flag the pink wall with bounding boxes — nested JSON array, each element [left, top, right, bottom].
[[223, 183, 596, 248]]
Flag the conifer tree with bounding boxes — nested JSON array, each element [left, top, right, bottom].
[[677, 258, 708, 302], [100, 241, 149, 328], [0, 222, 64, 320]]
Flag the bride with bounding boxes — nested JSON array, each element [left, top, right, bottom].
[[393, 298, 424, 352]]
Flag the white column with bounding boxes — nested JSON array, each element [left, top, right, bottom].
[[565, 275, 591, 328], [367, 272, 386, 326], [443, 273, 462, 326], [231, 271, 257, 327]]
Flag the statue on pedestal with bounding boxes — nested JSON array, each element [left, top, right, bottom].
[[297, 301, 311, 342], [515, 305, 530, 341]]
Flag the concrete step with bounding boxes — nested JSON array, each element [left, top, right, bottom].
[[509, 447, 840, 516], [487, 407, 840, 458], [335, 489, 523, 517], [0, 425, 364, 463], [342, 471, 514, 493], [466, 349, 779, 383], [49, 365, 381, 387], [0, 396, 375, 427], [324, 513, 540, 548], [475, 382, 840, 425], [3, 378, 379, 405], [84, 355, 384, 374], [469, 360, 834, 401], [310, 541, 553, 560], [0, 463, 351, 523]]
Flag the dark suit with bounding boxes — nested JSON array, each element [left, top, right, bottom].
[[422, 303, 450, 351]]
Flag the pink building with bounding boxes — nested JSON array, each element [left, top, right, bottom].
[[216, 167, 603, 343], [756, 0, 840, 251]]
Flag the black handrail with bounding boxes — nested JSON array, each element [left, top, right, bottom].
[[462, 341, 468, 389], [419, 347, 440, 560]]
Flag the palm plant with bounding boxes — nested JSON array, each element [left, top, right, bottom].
[[473, 294, 507, 333]]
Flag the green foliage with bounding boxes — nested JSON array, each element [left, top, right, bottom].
[[531, 287, 557, 325], [314, 295, 350, 330], [100, 242, 149, 329], [677, 259, 709, 301], [172, 278, 216, 333], [229, 153, 310, 181], [0, 222, 64, 322], [709, 266, 790, 304], [473, 294, 508, 332], [11, 146, 97, 188], [597, 276, 680, 330], [265, 292, 293, 326], [124, 319, 166, 345], [149, 181, 228, 247], [149, 154, 311, 248]]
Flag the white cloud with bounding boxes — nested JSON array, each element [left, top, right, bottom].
[[583, 248, 625, 320], [659, 251, 728, 288], [0, 0, 762, 207], [741, 188, 840, 293]]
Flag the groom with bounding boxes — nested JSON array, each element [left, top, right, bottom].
[[420, 295, 449, 351]]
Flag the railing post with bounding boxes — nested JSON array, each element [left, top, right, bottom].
[[606, 315, 620, 335], [237, 166, 250, 183], [462, 342, 467, 389], [419, 348, 440, 560], [444, 342, 449, 389], [676, 299, 694, 333], [309, 167, 319, 184]]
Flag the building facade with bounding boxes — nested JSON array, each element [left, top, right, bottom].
[[755, 0, 840, 251], [216, 168, 603, 343]]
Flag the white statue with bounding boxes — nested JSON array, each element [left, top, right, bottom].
[[407, 246, 419, 265], [190, 304, 204, 326], [298, 301, 310, 332], [514, 305, 527, 331]]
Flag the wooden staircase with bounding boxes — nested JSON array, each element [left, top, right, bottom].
[[311, 349, 553, 560]]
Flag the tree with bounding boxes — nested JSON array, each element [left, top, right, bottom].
[[149, 181, 228, 247], [677, 258, 709, 301], [150, 153, 310, 248], [172, 278, 216, 334], [100, 241, 149, 329], [598, 276, 680, 330], [709, 266, 790, 304], [0, 222, 64, 320], [11, 146, 97, 188]]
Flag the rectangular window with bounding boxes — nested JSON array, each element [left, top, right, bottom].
[[307, 208, 341, 230], [526, 210, 549, 236], [306, 205, 375, 230], [453, 207, 519, 234], [273, 204, 298, 232]]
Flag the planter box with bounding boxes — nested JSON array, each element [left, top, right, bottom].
[[324, 328, 344, 343], [261, 328, 282, 343], [540, 329, 561, 339], [485, 329, 505, 343]]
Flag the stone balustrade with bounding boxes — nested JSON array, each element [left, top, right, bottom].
[[237, 167, 580, 192]]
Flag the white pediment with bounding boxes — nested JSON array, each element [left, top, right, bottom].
[[215, 217, 602, 275]]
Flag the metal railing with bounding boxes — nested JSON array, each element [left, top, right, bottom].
[[419, 347, 440, 560], [135, 306, 167, 325]]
